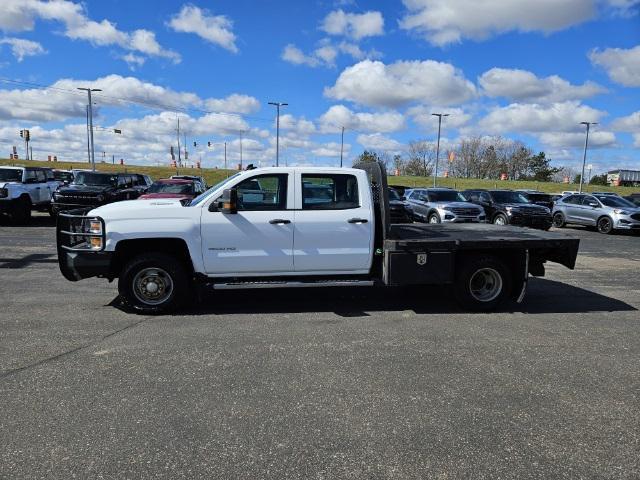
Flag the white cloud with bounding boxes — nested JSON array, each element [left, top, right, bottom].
[[281, 44, 321, 67], [168, 4, 238, 53], [0, 37, 46, 61], [478, 101, 606, 135], [121, 53, 145, 69], [325, 59, 476, 108], [406, 105, 472, 130], [539, 131, 616, 148], [479, 67, 606, 102], [278, 114, 316, 137], [205, 94, 260, 114], [312, 141, 350, 158], [356, 133, 405, 153], [400, 0, 594, 46], [589, 45, 640, 87], [319, 105, 405, 133], [0, 0, 180, 63], [612, 110, 640, 146], [320, 10, 384, 39]]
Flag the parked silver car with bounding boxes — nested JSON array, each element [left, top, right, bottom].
[[405, 188, 486, 223], [552, 193, 640, 234]]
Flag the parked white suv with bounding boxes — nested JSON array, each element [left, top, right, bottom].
[[0, 166, 60, 222]]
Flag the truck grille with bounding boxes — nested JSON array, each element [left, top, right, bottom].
[[451, 207, 480, 216], [631, 213, 640, 221], [56, 194, 100, 204], [56, 209, 104, 252]]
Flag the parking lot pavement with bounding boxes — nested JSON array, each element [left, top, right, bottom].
[[1, 213, 639, 479]]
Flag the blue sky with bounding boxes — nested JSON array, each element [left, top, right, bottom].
[[0, 0, 639, 175]]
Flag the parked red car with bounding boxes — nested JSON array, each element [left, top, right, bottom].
[[138, 178, 204, 201]]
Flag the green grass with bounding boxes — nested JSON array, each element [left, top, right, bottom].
[[1, 157, 637, 195]]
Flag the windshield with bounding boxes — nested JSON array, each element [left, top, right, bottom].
[[491, 191, 530, 204], [0, 169, 22, 182], [428, 190, 466, 202], [388, 189, 401, 201], [189, 173, 241, 206], [148, 182, 194, 194], [597, 196, 636, 208], [527, 193, 551, 202], [74, 172, 117, 187]]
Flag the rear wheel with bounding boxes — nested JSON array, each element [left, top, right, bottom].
[[493, 213, 508, 226], [597, 216, 613, 234], [552, 212, 565, 228], [428, 213, 441, 224], [118, 253, 190, 313], [454, 256, 512, 311]]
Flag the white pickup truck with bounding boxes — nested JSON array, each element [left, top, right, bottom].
[[0, 166, 61, 222], [57, 162, 579, 313]]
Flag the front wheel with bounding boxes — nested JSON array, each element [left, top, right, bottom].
[[552, 212, 565, 228], [493, 213, 508, 226], [428, 213, 441, 224], [12, 197, 31, 224], [454, 256, 512, 311], [118, 253, 191, 313], [597, 216, 614, 234]]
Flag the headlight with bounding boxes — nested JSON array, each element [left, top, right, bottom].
[[88, 220, 102, 234], [614, 209, 630, 215], [0, 188, 7, 198], [89, 237, 103, 250]]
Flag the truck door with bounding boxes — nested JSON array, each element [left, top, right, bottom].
[[201, 173, 294, 275], [293, 172, 373, 273]]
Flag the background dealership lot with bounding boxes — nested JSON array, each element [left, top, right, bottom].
[[1, 213, 638, 479]]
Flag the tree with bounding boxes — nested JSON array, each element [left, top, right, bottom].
[[355, 150, 381, 164], [523, 152, 561, 182], [589, 174, 608, 186], [573, 174, 582, 184], [407, 140, 435, 176]]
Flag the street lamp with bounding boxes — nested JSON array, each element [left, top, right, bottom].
[[78, 87, 102, 171], [432, 113, 449, 187], [579, 122, 597, 193], [268, 102, 288, 166]]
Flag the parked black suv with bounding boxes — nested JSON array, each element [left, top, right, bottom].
[[462, 189, 552, 230], [517, 190, 554, 210], [51, 171, 150, 213]]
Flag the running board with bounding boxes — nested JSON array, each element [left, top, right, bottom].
[[212, 279, 375, 290]]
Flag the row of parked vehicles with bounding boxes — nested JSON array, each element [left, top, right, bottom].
[[389, 186, 640, 234], [0, 165, 208, 223]]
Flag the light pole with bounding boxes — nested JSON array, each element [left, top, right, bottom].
[[579, 122, 597, 193], [340, 126, 345, 168], [78, 87, 102, 171], [432, 113, 449, 187], [268, 102, 288, 166]]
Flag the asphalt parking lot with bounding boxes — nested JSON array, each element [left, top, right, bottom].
[[1, 213, 639, 479]]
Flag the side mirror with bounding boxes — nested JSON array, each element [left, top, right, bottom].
[[217, 188, 238, 214]]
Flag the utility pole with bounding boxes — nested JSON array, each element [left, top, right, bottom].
[[239, 131, 244, 170], [268, 102, 288, 166], [579, 122, 597, 193], [85, 105, 91, 164], [183, 131, 188, 165], [224, 141, 227, 170], [78, 87, 102, 171], [30, 146, 33, 160], [340, 126, 345, 167], [176, 116, 182, 167], [432, 113, 449, 187]]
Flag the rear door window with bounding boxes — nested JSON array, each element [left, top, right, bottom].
[[301, 174, 359, 210]]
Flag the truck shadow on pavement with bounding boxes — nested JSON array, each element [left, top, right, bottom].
[[157, 278, 635, 317]]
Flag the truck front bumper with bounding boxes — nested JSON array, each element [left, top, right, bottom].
[[58, 250, 113, 281]]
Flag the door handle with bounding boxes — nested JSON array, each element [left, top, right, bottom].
[[35, 187, 41, 190], [348, 218, 368, 224], [269, 219, 291, 225]]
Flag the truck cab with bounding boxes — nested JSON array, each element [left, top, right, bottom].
[[57, 163, 579, 313], [0, 166, 60, 222]]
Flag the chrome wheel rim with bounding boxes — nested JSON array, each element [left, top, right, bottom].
[[469, 268, 503, 302], [132, 267, 174, 306], [494, 216, 506, 225], [429, 215, 439, 223]]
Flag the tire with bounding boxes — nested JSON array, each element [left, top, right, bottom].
[[493, 213, 508, 226], [428, 213, 441, 224], [552, 212, 565, 228], [454, 256, 512, 312], [12, 196, 31, 224], [596, 216, 614, 234], [118, 252, 191, 314]]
